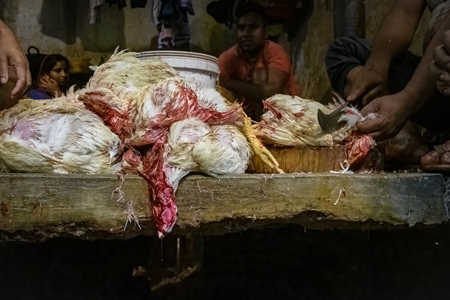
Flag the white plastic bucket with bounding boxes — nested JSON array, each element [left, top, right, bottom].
[[135, 51, 220, 89]]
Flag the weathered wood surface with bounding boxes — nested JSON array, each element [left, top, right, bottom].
[[247, 146, 348, 173], [0, 173, 448, 242], [247, 146, 385, 173]]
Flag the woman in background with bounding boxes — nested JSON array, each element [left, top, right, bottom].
[[27, 54, 70, 100]]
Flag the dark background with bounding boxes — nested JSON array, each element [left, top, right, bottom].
[[1, 225, 449, 300]]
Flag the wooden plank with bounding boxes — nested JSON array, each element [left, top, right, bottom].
[[0, 173, 447, 242], [246, 146, 348, 173]]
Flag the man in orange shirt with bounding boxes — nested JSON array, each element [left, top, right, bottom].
[[218, 2, 299, 121]]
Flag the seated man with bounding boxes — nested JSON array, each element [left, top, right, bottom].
[[326, 0, 450, 165], [218, 2, 300, 121]]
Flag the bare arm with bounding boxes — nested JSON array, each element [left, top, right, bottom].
[[367, 0, 426, 72], [403, 12, 450, 111], [0, 20, 31, 103], [357, 9, 450, 140], [347, 0, 427, 102], [220, 68, 288, 103]]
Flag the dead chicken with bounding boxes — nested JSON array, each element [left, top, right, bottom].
[[0, 96, 122, 174], [253, 94, 376, 166], [124, 117, 251, 236], [78, 49, 280, 238]]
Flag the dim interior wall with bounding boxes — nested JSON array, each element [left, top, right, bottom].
[[3, 0, 233, 66], [2, 0, 430, 98], [7, 0, 158, 65], [290, 0, 333, 101]]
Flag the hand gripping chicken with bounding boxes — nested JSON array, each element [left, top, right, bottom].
[[252, 94, 376, 166]]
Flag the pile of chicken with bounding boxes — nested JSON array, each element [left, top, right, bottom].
[[252, 94, 376, 166], [0, 50, 280, 238], [0, 50, 375, 237]]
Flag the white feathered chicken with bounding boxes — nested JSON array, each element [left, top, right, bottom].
[[78, 50, 279, 238], [253, 94, 376, 165], [0, 96, 122, 174], [0, 49, 279, 238]]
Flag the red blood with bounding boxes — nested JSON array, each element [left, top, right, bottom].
[[122, 149, 142, 169], [263, 101, 283, 119], [82, 82, 244, 238], [345, 134, 376, 165], [79, 92, 133, 140], [138, 136, 177, 239]]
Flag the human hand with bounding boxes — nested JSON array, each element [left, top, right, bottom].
[[429, 30, 450, 96], [345, 65, 389, 105], [0, 21, 31, 99], [356, 91, 412, 141], [0, 65, 20, 110], [38, 75, 62, 97]]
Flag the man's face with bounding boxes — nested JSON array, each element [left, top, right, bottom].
[[237, 12, 267, 54]]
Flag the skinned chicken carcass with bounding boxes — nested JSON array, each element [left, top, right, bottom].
[[142, 118, 251, 236], [76, 49, 280, 238], [84, 84, 256, 237], [0, 96, 122, 174], [253, 94, 376, 166]]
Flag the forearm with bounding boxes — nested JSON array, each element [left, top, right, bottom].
[[403, 13, 450, 112], [0, 20, 18, 46], [221, 79, 280, 102], [366, 0, 426, 74]]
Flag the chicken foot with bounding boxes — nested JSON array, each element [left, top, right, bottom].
[[242, 117, 284, 173]]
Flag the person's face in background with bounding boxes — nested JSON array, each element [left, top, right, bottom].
[[47, 60, 69, 88], [237, 12, 267, 54]]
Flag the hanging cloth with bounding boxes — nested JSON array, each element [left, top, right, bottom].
[[156, 0, 194, 49], [89, 0, 105, 24], [105, 0, 127, 9], [131, 0, 148, 8]]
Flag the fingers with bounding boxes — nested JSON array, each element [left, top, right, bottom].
[[11, 78, 26, 98], [429, 59, 447, 79], [26, 66, 31, 88], [357, 120, 391, 141], [9, 59, 31, 98], [346, 84, 365, 101], [433, 44, 450, 72], [355, 103, 390, 140], [356, 110, 398, 141], [347, 81, 382, 103], [0, 54, 9, 85], [441, 30, 450, 54], [429, 60, 450, 95], [437, 80, 450, 96], [356, 116, 379, 134], [11, 63, 30, 98], [361, 85, 386, 105]]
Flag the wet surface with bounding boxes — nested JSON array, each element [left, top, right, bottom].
[[1, 226, 450, 300]]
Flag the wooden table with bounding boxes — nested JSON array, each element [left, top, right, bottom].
[[0, 172, 448, 242]]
